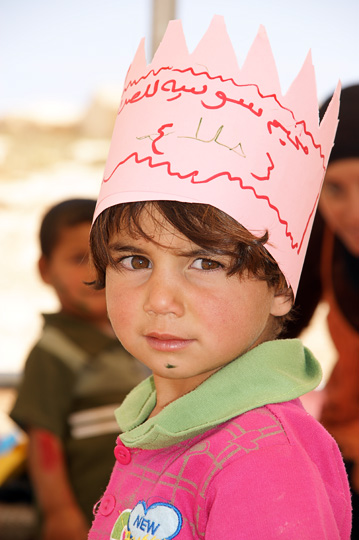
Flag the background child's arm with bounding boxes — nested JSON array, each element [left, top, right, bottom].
[[28, 427, 89, 540]]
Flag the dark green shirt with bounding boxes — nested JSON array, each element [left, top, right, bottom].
[[10, 311, 150, 524]]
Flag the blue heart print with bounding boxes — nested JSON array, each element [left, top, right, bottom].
[[128, 500, 183, 540]]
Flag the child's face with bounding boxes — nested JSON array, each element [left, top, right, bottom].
[[39, 222, 108, 321], [319, 157, 359, 256], [105, 209, 290, 389]]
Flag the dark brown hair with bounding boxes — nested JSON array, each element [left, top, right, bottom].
[[40, 198, 96, 258], [90, 201, 293, 336]]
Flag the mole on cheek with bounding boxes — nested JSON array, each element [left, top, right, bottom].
[[165, 364, 176, 369]]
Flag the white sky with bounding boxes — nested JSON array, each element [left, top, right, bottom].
[[1, 0, 358, 118], [1, 0, 354, 378]]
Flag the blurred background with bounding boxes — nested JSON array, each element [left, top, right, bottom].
[[0, 0, 358, 391]]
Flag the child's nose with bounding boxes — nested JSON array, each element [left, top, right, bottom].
[[143, 270, 185, 317]]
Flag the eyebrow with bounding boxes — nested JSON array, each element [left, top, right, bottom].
[[108, 243, 152, 259], [108, 242, 222, 259], [108, 243, 143, 253], [176, 248, 222, 258]]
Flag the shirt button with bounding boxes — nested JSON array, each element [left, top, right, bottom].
[[114, 438, 131, 464], [98, 494, 116, 516]]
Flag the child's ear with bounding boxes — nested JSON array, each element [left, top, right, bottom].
[[38, 255, 52, 285], [270, 292, 293, 317]]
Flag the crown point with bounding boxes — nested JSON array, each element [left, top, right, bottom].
[[191, 15, 240, 80], [151, 19, 189, 69], [239, 25, 281, 97], [125, 38, 147, 83], [258, 24, 267, 36], [319, 80, 341, 165], [284, 50, 319, 132]]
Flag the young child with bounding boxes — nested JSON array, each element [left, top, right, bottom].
[[10, 198, 150, 540], [88, 17, 351, 539]]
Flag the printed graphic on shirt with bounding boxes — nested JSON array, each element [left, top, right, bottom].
[[110, 501, 183, 540], [110, 509, 131, 540]]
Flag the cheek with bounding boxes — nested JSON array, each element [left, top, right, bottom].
[[208, 287, 272, 339], [197, 291, 243, 338], [53, 266, 83, 290], [319, 197, 344, 227], [106, 281, 134, 332]]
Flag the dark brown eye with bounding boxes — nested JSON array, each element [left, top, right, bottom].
[[121, 255, 151, 269], [323, 180, 346, 198], [192, 258, 222, 270], [131, 256, 151, 269]]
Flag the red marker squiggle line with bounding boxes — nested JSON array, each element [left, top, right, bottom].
[[267, 120, 309, 155], [189, 168, 297, 250], [296, 120, 326, 166], [251, 153, 274, 181], [161, 79, 207, 97], [192, 162, 319, 254], [151, 123, 174, 155], [174, 66, 297, 122], [119, 77, 209, 114], [124, 66, 173, 91], [120, 79, 204, 114], [119, 80, 161, 114], [201, 90, 263, 117], [103, 152, 198, 184], [119, 67, 326, 171], [122, 64, 298, 122], [103, 151, 303, 251]]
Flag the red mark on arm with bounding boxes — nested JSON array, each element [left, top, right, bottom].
[[35, 429, 62, 471]]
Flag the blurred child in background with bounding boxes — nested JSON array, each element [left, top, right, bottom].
[[10, 198, 150, 540]]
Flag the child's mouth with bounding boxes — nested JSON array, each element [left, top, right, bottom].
[[145, 333, 194, 352]]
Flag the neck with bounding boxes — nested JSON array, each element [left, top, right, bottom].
[[149, 369, 219, 418]]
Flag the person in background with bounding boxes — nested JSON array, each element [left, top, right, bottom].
[[10, 199, 150, 540], [282, 84, 359, 538]]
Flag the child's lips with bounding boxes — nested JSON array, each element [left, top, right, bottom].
[[145, 332, 194, 351]]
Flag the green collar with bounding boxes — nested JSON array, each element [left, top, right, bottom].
[[116, 339, 321, 449]]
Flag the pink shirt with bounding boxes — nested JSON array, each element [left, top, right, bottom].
[[89, 399, 351, 539]]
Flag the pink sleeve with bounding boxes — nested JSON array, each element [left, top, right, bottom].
[[204, 444, 350, 539]]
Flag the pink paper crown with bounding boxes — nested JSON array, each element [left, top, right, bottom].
[[94, 15, 340, 294]]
